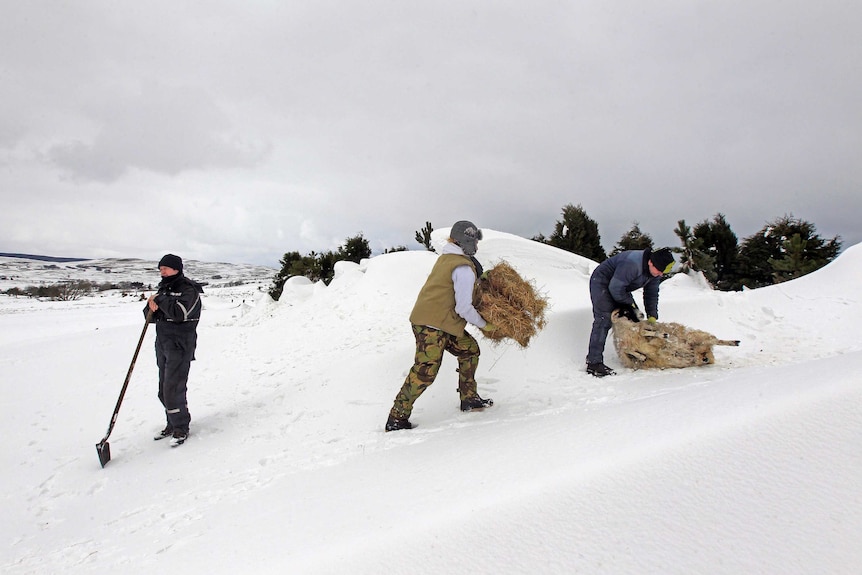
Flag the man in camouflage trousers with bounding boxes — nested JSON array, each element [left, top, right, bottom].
[[386, 220, 497, 432]]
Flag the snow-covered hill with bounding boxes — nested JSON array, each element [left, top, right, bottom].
[[1, 230, 860, 574], [0, 255, 275, 293]]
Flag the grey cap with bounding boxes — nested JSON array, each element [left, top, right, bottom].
[[450, 220, 483, 255]]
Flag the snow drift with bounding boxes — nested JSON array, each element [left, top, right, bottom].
[[1, 230, 860, 574]]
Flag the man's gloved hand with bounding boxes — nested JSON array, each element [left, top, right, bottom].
[[616, 303, 643, 323], [647, 316, 657, 324], [481, 322, 498, 333]]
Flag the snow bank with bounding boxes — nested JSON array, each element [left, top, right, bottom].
[[1, 234, 860, 574]]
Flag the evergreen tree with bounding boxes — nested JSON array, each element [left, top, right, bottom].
[[692, 213, 739, 290], [674, 220, 694, 272], [268, 233, 375, 300], [610, 221, 653, 256], [314, 250, 338, 285], [548, 204, 607, 261], [339, 233, 372, 264], [769, 234, 823, 283], [735, 235, 774, 289], [268, 251, 304, 300], [674, 219, 716, 284], [736, 214, 842, 289], [415, 221, 434, 251], [531, 233, 548, 243]]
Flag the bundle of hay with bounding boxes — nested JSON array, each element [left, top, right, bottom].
[[476, 261, 549, 348], [611, 310, 740, 369]]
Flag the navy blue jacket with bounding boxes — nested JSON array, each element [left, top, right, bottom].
[[591, 249, 662, 319]]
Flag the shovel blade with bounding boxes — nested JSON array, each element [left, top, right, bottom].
[[96, 441, 111, 468]]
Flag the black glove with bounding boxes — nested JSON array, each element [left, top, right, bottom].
[[616, 303, 642, 323]]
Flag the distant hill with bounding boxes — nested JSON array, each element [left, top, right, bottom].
[[0, 253, 88, 263], [0, 253, 275, 293]]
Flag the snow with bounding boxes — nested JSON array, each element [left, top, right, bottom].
[[2, 230, 860, 574]]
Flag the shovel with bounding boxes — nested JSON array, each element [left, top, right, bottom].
[[96, 309, 153, 467]]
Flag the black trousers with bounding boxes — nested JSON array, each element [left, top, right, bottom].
[[155, 329, 196, 431]]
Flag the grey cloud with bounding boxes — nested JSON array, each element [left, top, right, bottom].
[[1, 1, 860, 265], [46, 81, 271, 182]]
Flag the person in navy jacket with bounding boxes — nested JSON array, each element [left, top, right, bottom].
[[585, 247, 675, 377]]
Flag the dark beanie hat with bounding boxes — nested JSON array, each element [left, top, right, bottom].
[[650, 248, 675, 274], [158, 253, 183, 272]]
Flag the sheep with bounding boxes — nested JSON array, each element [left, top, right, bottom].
[[611, 309, 739, 370]]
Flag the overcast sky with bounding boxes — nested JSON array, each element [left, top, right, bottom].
[[2, 1, 859, 267]]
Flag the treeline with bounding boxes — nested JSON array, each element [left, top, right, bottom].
[[268, 205, 842, 300], [269, 234, 403, 299], [532, 204, 842, 291], [4, 280, 147, 301]]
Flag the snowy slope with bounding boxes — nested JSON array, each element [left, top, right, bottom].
[[1, 231, 860, 574]]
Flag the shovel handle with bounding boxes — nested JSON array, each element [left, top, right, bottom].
[[96, 309, 154, 455]]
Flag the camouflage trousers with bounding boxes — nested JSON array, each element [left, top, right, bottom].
[[389, 324, 480, 419]]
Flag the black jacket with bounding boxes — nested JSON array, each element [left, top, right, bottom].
[[144, 273, 203, 333]]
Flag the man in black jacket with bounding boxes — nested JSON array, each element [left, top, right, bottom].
[[146, 254, 202, 446]]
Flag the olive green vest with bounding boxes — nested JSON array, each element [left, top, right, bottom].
[[409, 254, 478, 337]]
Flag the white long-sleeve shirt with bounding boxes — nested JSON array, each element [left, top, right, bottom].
[[442, 242, 487, 329]]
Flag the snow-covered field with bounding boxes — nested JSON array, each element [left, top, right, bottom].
[[1, 230, 860, 574]]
